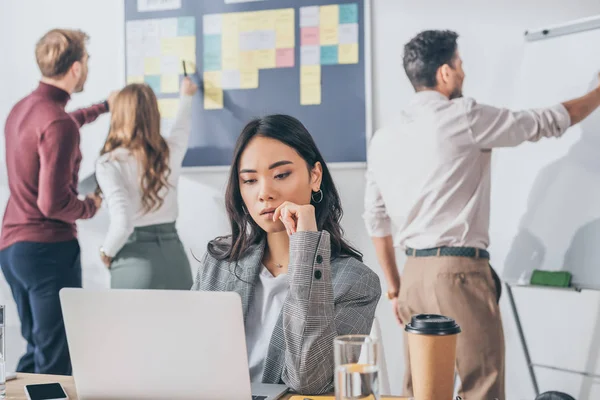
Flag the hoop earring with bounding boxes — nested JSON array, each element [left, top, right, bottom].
[[311, 189, 323, 204]]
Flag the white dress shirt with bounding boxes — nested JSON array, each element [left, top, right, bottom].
[[95, 94, 192, 257], [364, 90, 571, 250], [245, 266, 289, 383]]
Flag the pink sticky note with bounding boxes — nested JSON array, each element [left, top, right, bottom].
[[301, 27, 320, 46], [276, 48, 295, 68]]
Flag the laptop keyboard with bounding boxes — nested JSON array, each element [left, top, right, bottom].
[[252, 397, 267, 400]]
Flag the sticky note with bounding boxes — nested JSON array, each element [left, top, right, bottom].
[[127, 55, 144, 76], [144, 75, 161, 93], [158, 98, 179, 118], [339, 3, 358, 24], [301, 46, 320, 65], [276, 48, 294, 68], [240, 69, 259, 89], [222, 13, 240, 33], [204, 88, 223, 110], [320, 26, 338, 45], [159, 18, 178, 38], [144, 57, 161, 75], [338, 43, 359, 64], [222, 70, 241, 89], [203, 71, 222, 89], [127, 75, 144, 84], [301, 84, 321, 105], [203, 14, 222, 35], [275, 9, 295, 48], [256, 49, 276, 69], [204, 54, 221, 71], [300, 6, 319, 27], [339, 23, 358, 44], [240, 51, 257, 69], [320, 45, 338, 65], [240, 31, 275, 51], [204, 35, 221, 55], [320, 5, 339, 27], [239, 11, 259, 31], [257, 10, 275, 30], [301, 27, 319, 46], [300, 65, 321, 85], [222, 52, 240, 70], [178, 16, 195, 36], [162, 37, 196, 58], [204, 35, 221, 71], [161, 74, 179, 93]]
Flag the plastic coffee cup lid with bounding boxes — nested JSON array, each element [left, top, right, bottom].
[[405, 314, 461, 335]]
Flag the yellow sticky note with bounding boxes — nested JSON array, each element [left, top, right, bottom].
[[203, 71, 222, 89], [256, 49, 276, 69], [320, 26, 338, 45], [300, 65, 321, 85], [239, 11, 259, 31], [223, 13, 240, 33], [338, 43, 359, 64], [257, 10, 275, 30], [301, 84, 321, 105], [161, 37, 196, 59], [240, 69, 259, 89], [161, 74, 179, 93], [181, 37, 196, 60], [222, 30, 240, 70], [240, 51, 258, 69], [127, 75, 144, 84], [144, 57, 161, 75], [204, 88, 223, 110], [320, 5, 339, 27], [158, 99, 179, 118], [275, 9, 295, 49]]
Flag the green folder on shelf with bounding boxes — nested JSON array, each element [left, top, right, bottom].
[[530, 270, 572, 288]]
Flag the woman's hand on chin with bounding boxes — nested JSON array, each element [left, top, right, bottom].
[[273, 201, 317, 235]]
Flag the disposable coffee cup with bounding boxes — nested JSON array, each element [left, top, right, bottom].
[[405, 314, 461, 400]]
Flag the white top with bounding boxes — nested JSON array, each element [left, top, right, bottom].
[[363, 90, 571, 250], [245, 266, 289, 383], [95, 94, 192, 256]]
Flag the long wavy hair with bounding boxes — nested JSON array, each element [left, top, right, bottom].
[[100, 84, 171, 213], [207, 114, 362, 262]]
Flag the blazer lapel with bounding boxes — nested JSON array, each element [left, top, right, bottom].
[[225, 239, 265, 322]]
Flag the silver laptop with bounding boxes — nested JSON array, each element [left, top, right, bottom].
[[60, 288, 288, 400]]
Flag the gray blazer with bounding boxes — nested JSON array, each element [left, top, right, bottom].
[[191, 230, 381, 394]]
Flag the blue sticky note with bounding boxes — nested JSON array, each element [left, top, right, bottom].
[[144, 75, 161, 93], [178, 17, 195, 36], [339, 3, 358, 24], [204, 53, 221, 71], [204, 35, 221, 55], [320, 45, 338, 65]]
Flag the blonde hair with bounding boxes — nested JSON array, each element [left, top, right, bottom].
[[101, 84, 171, 213], [35, 29, 89, 78]]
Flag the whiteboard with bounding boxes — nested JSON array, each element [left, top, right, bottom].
[[495, 26, 600, 289]]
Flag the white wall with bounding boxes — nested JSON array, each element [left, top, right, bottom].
[[2, 1, 600, 398]]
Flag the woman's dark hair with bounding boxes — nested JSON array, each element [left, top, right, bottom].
[[207, 114, 362, 262]]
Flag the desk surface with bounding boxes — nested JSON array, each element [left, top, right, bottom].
[[7, 373, 406, 399]]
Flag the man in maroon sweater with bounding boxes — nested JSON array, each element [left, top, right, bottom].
[[0, 29, 116, 375]]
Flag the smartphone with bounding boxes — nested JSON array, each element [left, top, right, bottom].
[[24, 383, 69, 400]]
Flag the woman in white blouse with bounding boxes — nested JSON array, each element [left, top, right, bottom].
[[95, 78, 197, 289]]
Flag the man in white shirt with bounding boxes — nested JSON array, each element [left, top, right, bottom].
[[363, 30, 600, 400]]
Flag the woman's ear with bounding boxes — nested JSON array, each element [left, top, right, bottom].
[[311, 161, 323, 191]]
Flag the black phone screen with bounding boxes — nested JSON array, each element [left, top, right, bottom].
[[25, 383, 67, 400]]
